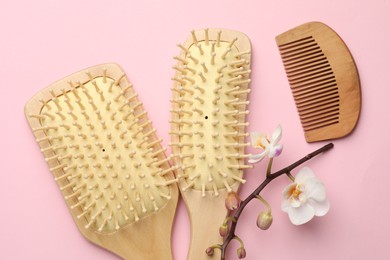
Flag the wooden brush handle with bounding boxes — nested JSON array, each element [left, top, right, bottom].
[[183, 189, 230, 260]]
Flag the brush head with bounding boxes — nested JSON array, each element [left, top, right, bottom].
[[276, 22, 361, 142], [170, 29, 253, 197], [25, 64, 177, 234]]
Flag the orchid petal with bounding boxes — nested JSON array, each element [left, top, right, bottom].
[[295, 167, 316, 183], [271, 124, 282, 144], [269, 144, 283, 158], [288, 203, 315, 225], [304, 178, 327, 201], [248, 152, 266, 163], [250, 132, 263, 147], [308, 199, 330, 216]]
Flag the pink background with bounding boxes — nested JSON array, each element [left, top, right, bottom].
[[1, 0, 390, 259]]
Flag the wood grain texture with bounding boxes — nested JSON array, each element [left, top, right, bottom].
[[276, 21, 361, 142]]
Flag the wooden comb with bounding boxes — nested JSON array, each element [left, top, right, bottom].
[[170, 28, 252, 260], [25, 63, 178, 259], [275, 21, 361, 142]]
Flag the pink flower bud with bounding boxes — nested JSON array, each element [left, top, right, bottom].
[[225, 192, 240, 210], [256, 211, 273, 230], [205, 247, 214, 256], [219, 223, 229, 237], [237, 247, 246, 259]]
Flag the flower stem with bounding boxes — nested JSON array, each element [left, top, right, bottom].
[[256, 195, 271, 212], [218, 143, 333, 260], [266, 158, 273, 177]]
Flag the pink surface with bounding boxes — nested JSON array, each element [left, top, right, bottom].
[[1, 0, 390, 259]]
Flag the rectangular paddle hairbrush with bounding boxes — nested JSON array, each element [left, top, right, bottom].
[[170, 28, 252, 260], [275, 22, 361, 142], [24, 63, 178, 259]]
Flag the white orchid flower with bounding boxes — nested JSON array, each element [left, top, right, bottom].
[[281, 167, 330, 225], [248, 125, 283, 164]]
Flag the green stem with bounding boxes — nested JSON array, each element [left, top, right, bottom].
[[266, 158, 273, 177]]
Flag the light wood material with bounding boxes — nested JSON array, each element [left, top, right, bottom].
[[170, 28, 252, 260], [25, 63, 178, 259], [275, 21, 361, 142]]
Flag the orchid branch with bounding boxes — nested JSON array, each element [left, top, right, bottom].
[[216, 143, 334, 260]]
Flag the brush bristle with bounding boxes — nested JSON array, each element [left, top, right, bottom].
[[170, 29, 252, 197], [29, 66, 177, 232]]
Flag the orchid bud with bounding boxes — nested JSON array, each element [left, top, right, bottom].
[[219, 222, 229, 237], [225, 191, 240, 210], [205, 247, 214, 256], [256, 211, 273, 230], [237, 247, 246, 259]]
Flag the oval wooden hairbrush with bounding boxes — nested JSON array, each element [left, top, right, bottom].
[[25, 63, 178, 259], [275, 21, 361, 142], [170, 28, 252, 260]]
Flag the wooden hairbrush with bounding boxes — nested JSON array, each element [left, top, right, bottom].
[[170, 28, 252, 260], [275, 21, 361, 142], [25, 63, 178, 260]]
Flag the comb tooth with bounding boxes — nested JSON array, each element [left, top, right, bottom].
[[150, 147, 167, 157], [192, 107, 203, 115], [156, 179, 179, 187], [137, 137, 149, 148], [196, 43, 204, 55], [212, 183, 219, 197], [217, 64, 228, 73], [210, 52, 216, 65], [65, 190, 81, 200], [223, 120, 239, 127], [200, 62, 208, 73], [224, 98, 239, 106], [204, 28, 209, 45], [228, 89, 251, 96], [213, 85, 223, 94], [231, 101, 250, 107], [39, 99, 52, 110], [188, 54, 199, 64], [235, 50, 251, 58], [182, 76, 196, 84], [122, 109, 135, 120], [194, 96, 204, 104], [108, 81, 115, 93], [183, 65, 196, 74], [177, 43, 190, 54], [159, 192, 172, 200], [145, 138, 163, 149], [227, 67, 243, 75], [60, 181, 76, 192], [224, 142, 250, 148], [174, 56, 188, 65], [29, 114, 46, 120], [139, 120, 152, 129], [214, 73, 223, 84], [223, 180, 233, 192], [191, 30, 198, 44], [168, 142, 193, 148], [216, 30, 222, 47], [198, 72, 207, 82], [55, 111, 66, 120], [228, 164, 254, 170], [226, 153, 252, 159], [143, 128, 156, 138], [115, 74, 126, 86], [182, 181, 195, 192], [201, 184, 206, 197], [231, 175, 247, 184], [172, 65, 187, 75], [221, 47, 232, 59], [194, 85, 205, 93]]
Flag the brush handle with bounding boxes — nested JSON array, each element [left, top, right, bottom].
[[183, 189, 230, 260]]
